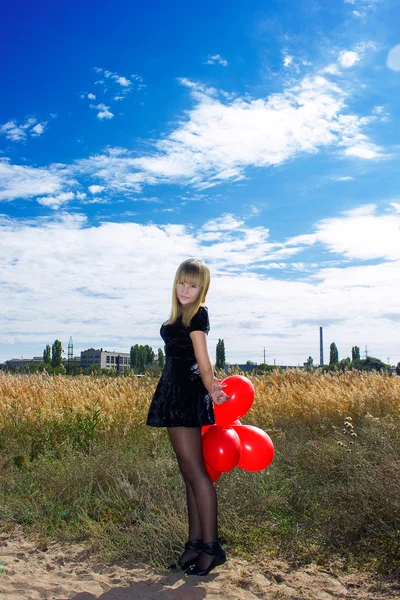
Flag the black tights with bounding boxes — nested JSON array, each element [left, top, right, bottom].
[[168, 427, 219, 568]]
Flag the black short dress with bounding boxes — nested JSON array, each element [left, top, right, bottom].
[[146, 306, 215, 428]]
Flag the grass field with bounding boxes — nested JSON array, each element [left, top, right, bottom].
[[0, 369, 399, 575]]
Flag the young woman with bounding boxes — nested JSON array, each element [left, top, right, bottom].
[[146, 258, 229, 576]]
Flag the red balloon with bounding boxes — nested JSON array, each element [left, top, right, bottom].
[[202, 426, 241, 472], [232, 425, 274, 472], [202, 420, 240, 435], [204, 462, 221, 483], [201, 424, 214, 435], [213, 376, 255, 426]]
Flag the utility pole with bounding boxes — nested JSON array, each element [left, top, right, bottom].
[[364, 345, 368, 359]]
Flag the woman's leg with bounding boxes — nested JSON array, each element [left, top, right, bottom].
[[168, 427, 219, 567], [185, 481, 202, 541]]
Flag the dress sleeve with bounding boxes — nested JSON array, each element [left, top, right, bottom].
[[188, 307, 210, 335]]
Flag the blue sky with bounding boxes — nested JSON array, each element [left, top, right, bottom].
[[1, 0, 400, 366]]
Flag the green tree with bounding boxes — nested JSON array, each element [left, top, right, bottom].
[[353, 356, 387, 372], [215, 339, 226, 370], [144, 345, 155, 365], [43, 344, 51, 364], [136, 346, 147, 372], [304, 356, 314, 372], [158, 348, 165, 369], [66, 361, 81, 375], [351, 346, 361, 361], [255, 363, 275, 374], [329, 342, 339, 365], [338, 357, 351, 371], [130, 344, 155, 371], [130, 345, 137, 369], [51, 340, 62, 367]]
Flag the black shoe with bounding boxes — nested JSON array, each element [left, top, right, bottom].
[[168, 539, 203, 572], [185, 540, 226, 576]]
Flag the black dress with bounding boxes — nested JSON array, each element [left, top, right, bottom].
[[146, 306, 215, 428]]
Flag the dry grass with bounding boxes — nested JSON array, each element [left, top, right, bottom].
[[0, 371, 154, 429], [0, 369, 399, 574], [1, 369, 398, 429]]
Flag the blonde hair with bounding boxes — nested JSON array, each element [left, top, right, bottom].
[[167, 259, 211, 327]]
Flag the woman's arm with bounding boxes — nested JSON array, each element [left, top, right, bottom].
[[190, 331, 229, 404]]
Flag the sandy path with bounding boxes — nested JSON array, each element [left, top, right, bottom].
[[0, 528, 399, 600]]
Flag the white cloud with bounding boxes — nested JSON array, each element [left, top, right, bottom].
[[0, 116, 48, 142], [332, 176, 355, 181], [201, 214, 244, 233], [248, 205, 262, 217], [131, 74, 146, 89], [342, 204, 376, 216], [88, 185, 105, 194], [283, 55, 293, 67], [30, 122, 47, 136], [372, 106, 385, 116], [314, 218, 400, 261], [95, 68, 134, 89], [387, 45, 400, 72], [85, 69, 144, 116], [37, 192, 75, 209], [204, 54, 228, 66], [0, 160, 67, 201], [336, 42, 376, 69], [292, 204, 400, 261], [1, 204, 400, 365], [91, 103, 114, 120], [115, 76, 131, 87], [1, 58, 385, 205], [338, 51, 360, 68], [73, 70, 383, 192], [344, 0, 380, 7], [0, 120, 28, 142], [322, 64, 340, 75], [343, 142, 383, 159]]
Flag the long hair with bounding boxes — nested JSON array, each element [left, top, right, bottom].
[[167, 259, 211, 327]]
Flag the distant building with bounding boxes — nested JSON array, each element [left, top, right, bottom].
[[225, 363, 259, 373], [80, 348, 131, 371], [4, 356, 64, 369], [5, 358, 33, 369], [32, 356, 44, 364]]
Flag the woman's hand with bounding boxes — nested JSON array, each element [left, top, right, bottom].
[[211, 381, 230, 405]]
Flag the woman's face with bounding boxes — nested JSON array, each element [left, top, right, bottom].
[[176, 280, 202, 305]]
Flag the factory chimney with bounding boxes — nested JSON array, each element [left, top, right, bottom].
[[319, 327, 324, 366]]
